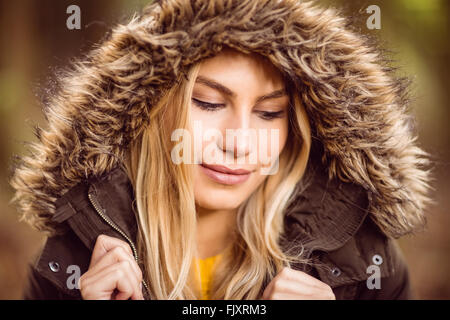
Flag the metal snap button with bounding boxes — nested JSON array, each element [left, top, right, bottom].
[[49, 261, 60, 272], [372, 254, 383, 265], [331, 267, 341, 277]]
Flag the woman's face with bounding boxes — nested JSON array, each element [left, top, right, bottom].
[[190, 48, 290, 212]]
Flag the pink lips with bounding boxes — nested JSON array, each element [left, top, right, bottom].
[[199, 163, 252, 185]]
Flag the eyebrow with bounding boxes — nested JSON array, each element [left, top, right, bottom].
[[195, 76, 287, 104]]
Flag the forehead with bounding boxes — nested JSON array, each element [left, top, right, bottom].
[[197, 47, 286, 88]]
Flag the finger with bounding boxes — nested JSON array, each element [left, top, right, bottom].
[[90, 234, 133, 267], [262, 267, 324, 299], [94, 257, 143, 300], [262, 269, 288, 300], [112, 261, 144, 300], [261, 270, 283, 299], [88, 246, 143, 284], [80, 265, 133, 300], [268, 278, 317, 297], [275, 267, 328, 289], [81, 261, 143, 300], [263, 277, 335, 300], [262, 280, 274, 300], [270, 290, 335, 300], [268, 291, 310, 300]]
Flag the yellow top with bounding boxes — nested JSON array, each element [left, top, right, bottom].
[[194, 253, 223, 300]]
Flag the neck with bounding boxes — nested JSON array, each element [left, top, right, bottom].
[[195, 205, 237, 259]]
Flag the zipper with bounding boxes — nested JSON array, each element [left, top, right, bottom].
[[87, 191, 150, 299]]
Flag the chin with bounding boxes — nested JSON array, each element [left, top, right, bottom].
[[198, 199, 242, 211], [195, 191, 245, 211]]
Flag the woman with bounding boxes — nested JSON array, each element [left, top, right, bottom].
[[10, 0, 434, 300]]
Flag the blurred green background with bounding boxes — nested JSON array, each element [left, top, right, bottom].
[[0, 0, 448, 299]]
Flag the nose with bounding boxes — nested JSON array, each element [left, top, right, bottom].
[[219, 112, 254, 160], [231, 129, 253, 158]]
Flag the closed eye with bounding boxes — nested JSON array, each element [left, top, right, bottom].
[[192, 98, 225, 111], [256, 110, 285, 120]]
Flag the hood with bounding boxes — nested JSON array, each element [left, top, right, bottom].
[[10, 0, 433, 239]]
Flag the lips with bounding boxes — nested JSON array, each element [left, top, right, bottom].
[[199, 163, 252, 185], [201, 163, 251, 175]]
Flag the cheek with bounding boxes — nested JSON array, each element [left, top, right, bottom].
[[190, 107, 224, 156], [191, 105, 225, 128], [276, 121, 289, 154], [258, 119, 289, 161]]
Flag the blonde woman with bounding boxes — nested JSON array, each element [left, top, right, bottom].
[[10, 0, 433, 300]]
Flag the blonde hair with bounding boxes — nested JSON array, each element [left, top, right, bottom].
[[124, 56, 311, 299]]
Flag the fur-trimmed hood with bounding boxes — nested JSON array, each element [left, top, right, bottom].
[[10, 0, 433, 239]]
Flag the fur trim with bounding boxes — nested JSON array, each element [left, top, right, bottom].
[[10, 0, 434, 238]]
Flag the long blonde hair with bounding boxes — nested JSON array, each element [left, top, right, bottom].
[[124, 57, 311, 299]]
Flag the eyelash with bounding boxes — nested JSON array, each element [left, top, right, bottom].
[[258, 110, 285, 120], [192, 98, 224, 111], [191, 98, 285, 120]]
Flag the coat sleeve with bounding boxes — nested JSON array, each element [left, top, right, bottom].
[[23, 263, 77, 300], [354, 239, 415, 300]]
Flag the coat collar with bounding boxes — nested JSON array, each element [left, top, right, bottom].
[[51, 166, 139, 253], [280, 159, 377, 288], [282, 158, 370, 256]]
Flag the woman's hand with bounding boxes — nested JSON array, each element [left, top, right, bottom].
[[261, 267, 335, 300], [79, 234, 144, 300]]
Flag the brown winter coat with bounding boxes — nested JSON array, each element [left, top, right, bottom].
[[11, 0, 433, 300]]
